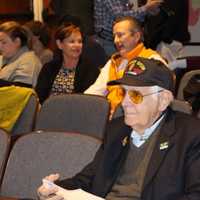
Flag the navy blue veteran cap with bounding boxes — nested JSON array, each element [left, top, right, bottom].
[[108, 57, 175, 93]]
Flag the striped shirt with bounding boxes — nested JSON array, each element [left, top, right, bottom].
[[94, 0, 146, 41]]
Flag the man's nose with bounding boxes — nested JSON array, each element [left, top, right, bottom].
[[114, 35, 120, 43]]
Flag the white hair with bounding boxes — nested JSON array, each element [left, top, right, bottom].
[[150, 85, 174, 104], [150, 85, 163, 93]]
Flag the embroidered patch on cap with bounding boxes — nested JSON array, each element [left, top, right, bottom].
[[126, 60, 146, 76]]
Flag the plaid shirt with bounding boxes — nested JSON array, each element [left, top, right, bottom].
[[94, 0, 146, 40]]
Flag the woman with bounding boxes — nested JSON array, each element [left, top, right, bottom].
[[24, 20, 53, 65], [35, 23, 100, 104], [0, 21, 42, 87]]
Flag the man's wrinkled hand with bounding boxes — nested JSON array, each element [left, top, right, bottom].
[[37, 173, 63, 200]]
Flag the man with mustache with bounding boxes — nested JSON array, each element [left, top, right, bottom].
[[94, 0, 163, 56], [85, 16, 166, 116]]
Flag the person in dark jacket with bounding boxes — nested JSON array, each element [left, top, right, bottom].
[[43, 0, 94, 36], [143, 0, 190, 49], [35, 23, 100, 104], [37, 57, 200, 200]]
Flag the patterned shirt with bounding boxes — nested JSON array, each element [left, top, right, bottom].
[[51, 67, 76, 96], [94, 0, 146, 40]]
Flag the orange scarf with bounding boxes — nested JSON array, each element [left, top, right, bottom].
[[107, 43, 160, 113]]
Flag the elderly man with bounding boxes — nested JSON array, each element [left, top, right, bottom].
[[85, 16, 166, 115], [38, 57, 200, 200]]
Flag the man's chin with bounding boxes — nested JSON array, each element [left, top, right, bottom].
[[124, 117, 136, 127], [119, 50, 125, 56], [119, 49, 129, 57]]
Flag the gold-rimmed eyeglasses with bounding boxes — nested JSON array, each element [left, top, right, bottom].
[[121, 88, 163, 104]]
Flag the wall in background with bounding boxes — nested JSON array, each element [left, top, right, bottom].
[[0, 0, 33, 23], [188, 0, 200, 43], [182, 45, 200, 56], [0, 0, 31, 14], [183, 0, 200, 57]]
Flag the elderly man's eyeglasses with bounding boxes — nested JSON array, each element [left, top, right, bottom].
[[121, 88, 163, 104]]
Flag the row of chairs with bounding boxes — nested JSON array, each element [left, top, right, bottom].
[[0, 129, 102, 199], [12, 93, 110, 140], [6, 68, 200, 137], [0, 69, 199, 199], [0, 100, 196, 199], [0, 93, 109, 199], [11, 92, 197, 139]]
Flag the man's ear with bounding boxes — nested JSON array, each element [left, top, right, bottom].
[[133, 31, 142, 43], [159, 90, 174, 112]]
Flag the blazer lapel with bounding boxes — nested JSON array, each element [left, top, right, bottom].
[[113, 135, 130, 176], [100, 125, 132, 196], [143, 111, 176, 189]]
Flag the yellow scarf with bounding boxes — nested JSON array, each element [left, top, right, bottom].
[[0, 86, 35, 132], [107, 43, 160, 113]]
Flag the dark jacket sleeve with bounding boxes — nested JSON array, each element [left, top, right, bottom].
[[35, 64, 52, 104], [74, 56, 101, 93], [181, 132, 200, 200], [35, 59, 61, 104], [55, 142, 105, 192]]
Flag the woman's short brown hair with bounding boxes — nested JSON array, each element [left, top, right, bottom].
[[55, 24, 82, 42], [0, 21, 28, 46]]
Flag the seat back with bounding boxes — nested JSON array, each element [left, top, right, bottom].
[[0, 131, 101, 199], [11, 94, 39, 136], [0, 86, 36, 133], [0, 129, 10, 185], [177, 69, 200, 100], [35, 94, 109, 139], [112, 105, 124, 119], [170, 99, 193, 115]]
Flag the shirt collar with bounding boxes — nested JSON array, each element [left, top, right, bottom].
[[2, 46, 29, 66], [131, 114, 165, 148]]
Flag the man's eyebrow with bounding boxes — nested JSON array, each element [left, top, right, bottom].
[[113, 32, 124, 35]]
